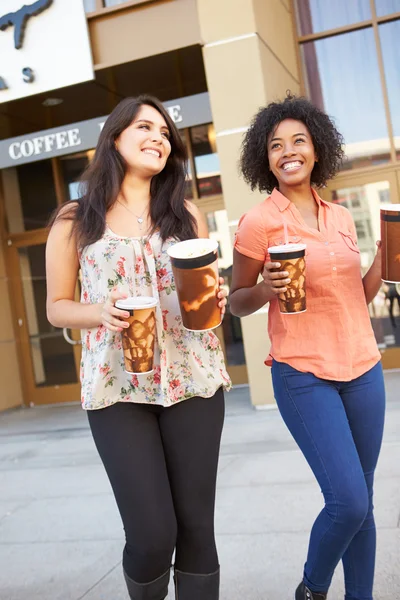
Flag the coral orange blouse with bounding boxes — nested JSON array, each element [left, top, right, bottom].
[[234, 188, 381, 381]]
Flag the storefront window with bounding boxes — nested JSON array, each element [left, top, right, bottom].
[[18, 244, 78, 387], [301, 28, 390, 170], [1, 160, 58, 233], [104, 0, 130, 6], [379, 20, 400, 156], [83, 0, 97, 11], [375, 0, 400, 16], [60, 152, 92, 201], [191, 124, 222, 198], [295, 0, 371, 36], [205, 209, 246, 367], [332, 182, 400, 351]]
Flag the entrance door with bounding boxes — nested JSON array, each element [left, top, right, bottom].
[[7, 231, 81, 406], [320, 170, 400, 370]]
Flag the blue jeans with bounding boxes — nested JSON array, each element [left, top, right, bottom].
[[272, 360, 385, 600]]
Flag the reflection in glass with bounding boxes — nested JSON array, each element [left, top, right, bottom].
[[191, 125, 222, 197], [301, 28, 390, 170], [19, 245, 78, 387], [206, 210, 246, 367], [379, 20, 400, 157], [332, 182, 400, 348], [294, 0, 371, 36], [375, 0, 400, 16], [61, 152, 92, 201]]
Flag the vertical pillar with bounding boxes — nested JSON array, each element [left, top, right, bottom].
[[197, 0, 300, 405]]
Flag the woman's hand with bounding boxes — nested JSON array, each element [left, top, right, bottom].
[[100, 289, 130, 332], [374, 240, 382, 266], [262, 262, 291, 296], [362, 241, 383, 304], [218, 277, 228, 315]]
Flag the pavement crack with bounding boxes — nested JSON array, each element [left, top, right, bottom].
[[77, 560, 122, 600]]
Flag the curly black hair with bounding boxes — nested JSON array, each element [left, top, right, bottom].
[[240, 94, 344, 193]]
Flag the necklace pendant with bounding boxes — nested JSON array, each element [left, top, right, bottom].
[[137, 217, 144, 224]]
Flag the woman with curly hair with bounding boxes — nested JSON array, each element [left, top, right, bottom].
[[46, 95, 231, 600], [230, 95, 385, 600]]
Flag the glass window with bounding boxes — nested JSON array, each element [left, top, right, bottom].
[[295, 0, 371, 36], [104, 0, 130, 6], [301, 28, 390, 170], [379, 20, 400, 157], [18, 244, 78, 387], [60, 152, 92, 201], [191, 125, 222, 198], [329, 181, 400, 349], [2, 160, 58, 233], [206, 209, 245, 367], [375, 0, 400, 16], [83, 0, 97, 11]]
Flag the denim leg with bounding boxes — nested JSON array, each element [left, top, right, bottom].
[[272, 361, 370, 593], [340, 362, 386, 600]]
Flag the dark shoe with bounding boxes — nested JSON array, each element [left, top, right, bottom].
[[295, 581, 327, 600], [174, 567, 220, 600], [124, 569, 170, 600]]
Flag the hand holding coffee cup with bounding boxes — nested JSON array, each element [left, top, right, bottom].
[[217, 276, 228, 316], [115, 297, 158, 374], [100, 288, 130, 332], [268, 244, 307, 314], [262, 262, 291, 296]]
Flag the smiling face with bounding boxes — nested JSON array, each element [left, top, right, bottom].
[[115, 104, 172, 177], [267, 119, 317, 190]]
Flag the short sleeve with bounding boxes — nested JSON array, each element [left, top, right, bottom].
[[233, 206, 268, 262]]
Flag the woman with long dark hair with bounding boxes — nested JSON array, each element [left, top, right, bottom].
[[46, 95, 231, 600], [230, 95, 385, 600]]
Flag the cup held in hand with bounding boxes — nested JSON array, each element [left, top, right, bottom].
[[167, 238, 222, 331], [115, 297, 158, 374], [268, 243, 307, 314], [380, 204, 400, 284]]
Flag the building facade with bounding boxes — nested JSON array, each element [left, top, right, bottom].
[[0, 0, 399, 412]]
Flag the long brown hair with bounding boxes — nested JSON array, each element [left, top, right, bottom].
[[51, 95, 197, 246]]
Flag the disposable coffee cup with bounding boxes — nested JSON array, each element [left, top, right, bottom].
[[268, 243, 307, 314], [115, 297, 158, 374], [167, 238, 222, 332], [380, 204, 400, 284]]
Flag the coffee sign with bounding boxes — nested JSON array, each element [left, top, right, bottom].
[[0, 93, 213, 168], [0, 0, 94, 103]]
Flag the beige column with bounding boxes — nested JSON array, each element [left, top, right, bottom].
[[197, 0, 300, 406]]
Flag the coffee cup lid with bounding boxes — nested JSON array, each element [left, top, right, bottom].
[[380, 204, 400, 211], [167, 238, 219, 260], [115, 296, 158, 310], [268, 243, 307, 253]]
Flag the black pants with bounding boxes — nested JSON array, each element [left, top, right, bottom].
[[88, 388, 225, 583]]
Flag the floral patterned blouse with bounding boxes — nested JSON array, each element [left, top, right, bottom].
[[79, 226, 231, 410]]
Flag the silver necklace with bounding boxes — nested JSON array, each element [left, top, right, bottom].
[[117, 199, 148, 230]]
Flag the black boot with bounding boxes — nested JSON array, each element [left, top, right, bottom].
[[295, 581, 327, 600], [124, 569, 170, 600], [174, 567, 220, 600]]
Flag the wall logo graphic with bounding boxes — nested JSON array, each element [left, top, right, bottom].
[[0, 0, 94, 103], [0, 0, 53, 50]]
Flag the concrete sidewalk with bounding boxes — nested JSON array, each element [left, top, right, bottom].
[[0, 372, 399, 600]]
